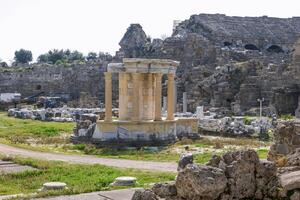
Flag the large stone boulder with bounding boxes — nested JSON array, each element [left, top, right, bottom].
[[279, 170, 300, 197], [255, 160, 279, 199], [176, 164, 227, 200], [207, 149, 279, 199], [217, 150, 259, 199], [269, 119, 300, 161]]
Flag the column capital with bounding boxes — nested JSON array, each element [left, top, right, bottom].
[[104, 71, 112, 77], [167, 73, 175, 79]]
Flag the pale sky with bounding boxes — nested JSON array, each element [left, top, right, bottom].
[[1, 0, 300, 63]]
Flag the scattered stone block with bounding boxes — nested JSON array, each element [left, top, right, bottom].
[[111, 177, 137, 186], [0, 160, 37, 174], [42, 182, 67, 191]]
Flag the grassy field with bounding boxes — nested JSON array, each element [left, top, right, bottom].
[[0, 112, 74, 144], [0, 156, 175, 197], [0, 112, 270, 163]]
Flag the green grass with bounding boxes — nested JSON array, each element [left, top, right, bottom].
[[0, 112, 270, 164], [0, 156, 175, 197], [0, 112, 74, 143], [257, 148, 269, 159]]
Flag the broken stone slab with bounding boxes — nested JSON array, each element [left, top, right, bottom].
[[111, 177, 137, 186], [0, 161, 14, 165], [279, 170, 300, 193], [42, 182, 67, 191], [0, 161, 37, 175]]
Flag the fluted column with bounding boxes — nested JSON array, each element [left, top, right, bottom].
[[167, 73, 175, 120], [132, 73, 140, 121], [154, 73, 162, 121], [104, 72, 112, 122]]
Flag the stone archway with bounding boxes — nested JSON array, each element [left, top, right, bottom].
[[267, 45, 284, 53]]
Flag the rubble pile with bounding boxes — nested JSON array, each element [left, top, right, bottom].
[[199, 116, 273, 136], [132, 149, 300, 200], [7, 107, 105, 122]]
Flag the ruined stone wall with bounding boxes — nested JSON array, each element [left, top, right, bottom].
[[118, 14, 300, 115], [2, 14, 300, 114], [0, 62, 119, 108]]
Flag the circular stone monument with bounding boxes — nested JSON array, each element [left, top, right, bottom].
[[42, 182, 67, 190], [111, 176, 137, 186]]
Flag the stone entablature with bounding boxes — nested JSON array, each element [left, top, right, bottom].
[[108, 58, 179, 74]]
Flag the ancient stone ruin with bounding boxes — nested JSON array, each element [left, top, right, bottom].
[[132, 149, 300, 200], [2, 14, 300, 117], [132, 119, 300, 200], [72, 58, 198, 146]]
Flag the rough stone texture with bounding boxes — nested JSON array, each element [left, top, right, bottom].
[[207, 150, 260, 199], [151, 182, 177, 198], [131, 189, 158, 200], [255, 160, 279, 199], [269, 119, 300, 161], [177, 153, 193, 171], [286, 148, 300, 167], [290, 190, 300, 200], [279, 171, 300, 195], [129, 149, 299, 200], [176, 164, 227, 200]]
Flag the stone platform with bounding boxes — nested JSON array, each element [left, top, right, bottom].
[[72, 118, 198, 147]]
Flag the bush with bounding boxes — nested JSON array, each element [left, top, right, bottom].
[[73, 144, 86, 151], [243, 116, 252, 125]]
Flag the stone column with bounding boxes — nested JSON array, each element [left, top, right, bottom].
[[132, 73, 140, 121], [183, 92, 187, 113], [154, 73, 162, 121], [104, 72, 112, 122], [167, 73, 175, 120], [163, 96, 167, 114]]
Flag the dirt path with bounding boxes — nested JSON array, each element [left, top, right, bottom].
[[0, 143, 177, 172]]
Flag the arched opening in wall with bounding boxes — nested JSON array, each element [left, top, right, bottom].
[[223, 41, 232, 47], [267, 45, 284, 53], [244, 44, 260, 51], [36, 85, 42, 90]]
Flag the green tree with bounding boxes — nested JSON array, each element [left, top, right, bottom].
[[14, 49, 32, 64], [68, 50, 84, 62], [86, 52, 97, 61]]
